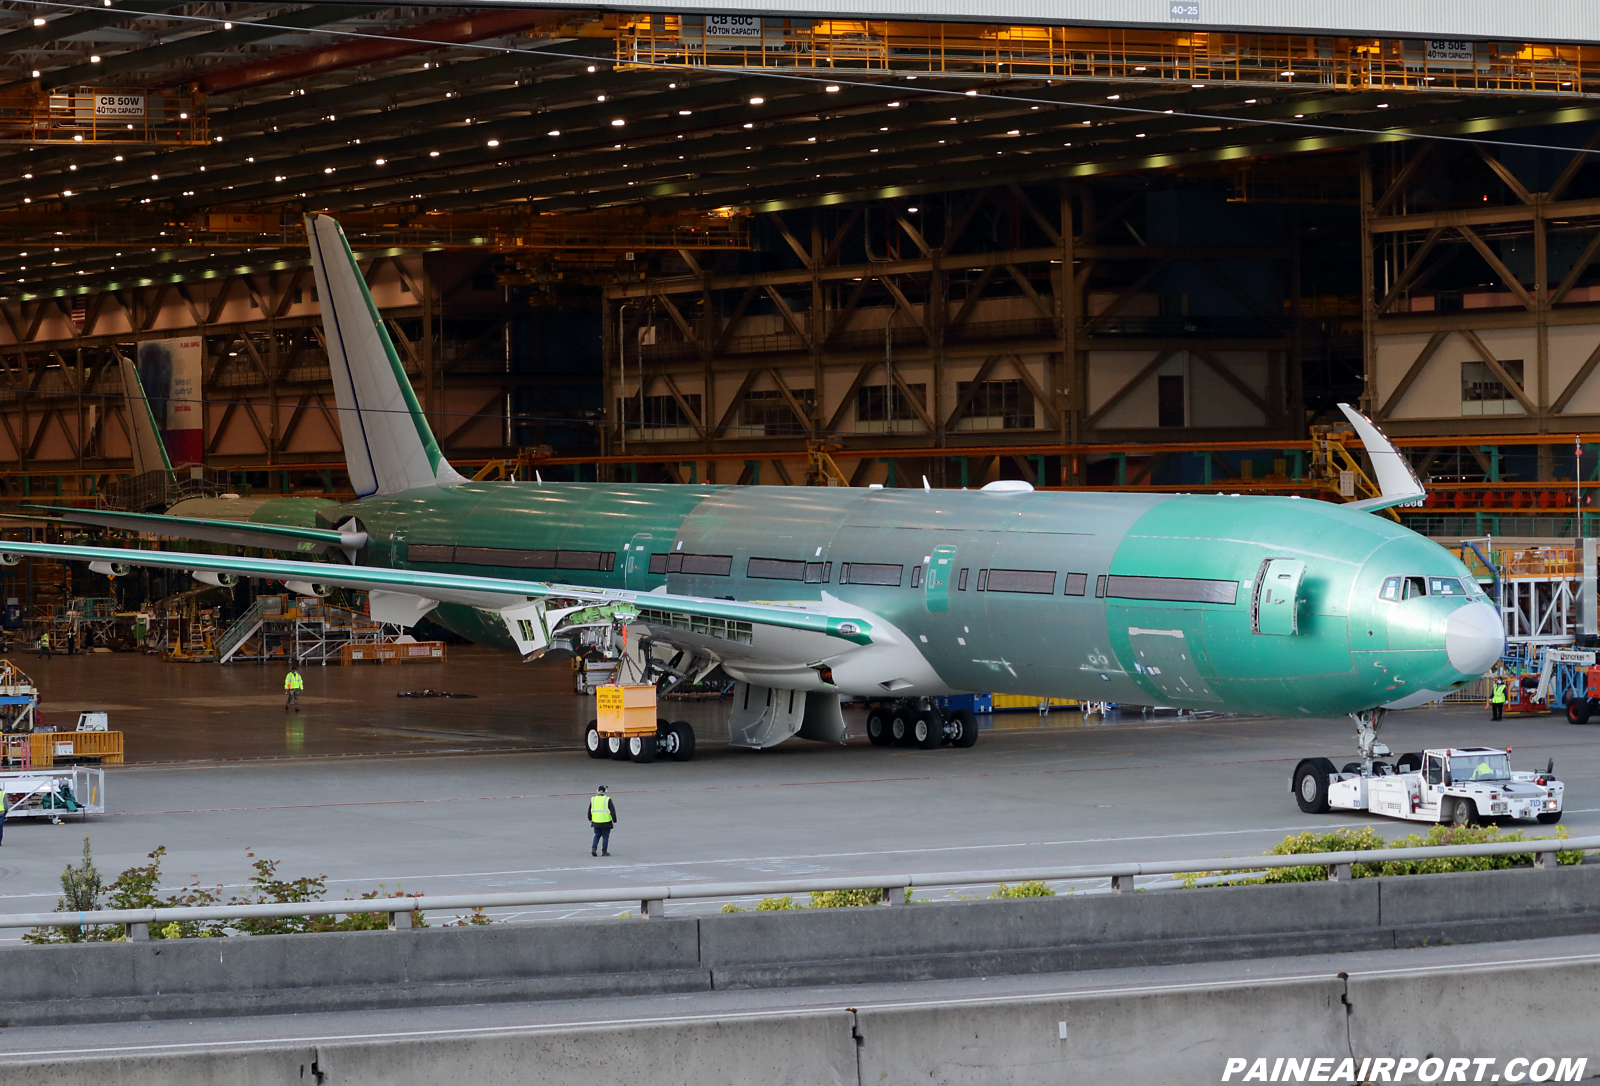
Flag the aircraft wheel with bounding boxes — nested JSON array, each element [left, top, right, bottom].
[[668, 721, 695, 762], [585, 720, 608, 759], [865, 711, 892, 746], [1538, 811, 1563, 824], [1292, 758, 1334, 814], [1394, 752, 1423, 773], [1567, 700, 1592, 725], [630, 735, 657, 763], [1340, 762, 1362, 775], [890, 712, 915, 747], [949, 709, 980, 748], [1371, 760, 1393, 776], [608, 735, 630, 761], [912, 711, 942, 750], [1449, 798, 1479, 827]]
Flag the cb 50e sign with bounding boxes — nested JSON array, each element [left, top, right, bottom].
[[94, 93, 146, 118]]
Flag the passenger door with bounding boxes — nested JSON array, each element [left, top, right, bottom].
[[925, 545, 957, 613], [624, 532, 654, 590], [1252, 558, 1306, 635]]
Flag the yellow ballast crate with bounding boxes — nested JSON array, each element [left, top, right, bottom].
[[596, 683, 658, 737]]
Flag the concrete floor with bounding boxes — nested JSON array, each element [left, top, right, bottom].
[[0, 646, 1593, 930]]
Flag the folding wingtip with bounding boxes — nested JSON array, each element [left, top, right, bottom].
[[1333, 402, 1427, 513]]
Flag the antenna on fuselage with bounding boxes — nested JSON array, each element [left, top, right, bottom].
[[922, 475, 931, 492], [536, 471, 544, 486]]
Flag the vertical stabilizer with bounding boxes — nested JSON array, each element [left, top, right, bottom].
[[305, 214, 465, 496], [116, 351, 174, 479]]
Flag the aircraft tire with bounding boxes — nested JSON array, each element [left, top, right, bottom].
[[912, 711, 942, 750], [1567, 700, 1592, 725], [668, 721, 696, 762], [1340, 762, 1362, 774], [1538, 811, 1563, 824], [1395, 752, 1423, 773], [608, 736, 630, 761], [1449, 798, 1479, 827], [585, 721, 608, 759], [1371, 760, 1394, 776], [630, 735, 657, 763], [1292, 758, 1334, 814], [890, 712, 915, 747], [865, 711, 892, 746], [950, 709, 980, 748]]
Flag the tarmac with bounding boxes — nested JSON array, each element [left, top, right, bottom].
[[0, 645, 1592, 928]]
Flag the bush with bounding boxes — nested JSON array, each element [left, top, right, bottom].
[[807, 888, 885, 908], [755, 895, 798, 910], [989, 881, 1056, 899]]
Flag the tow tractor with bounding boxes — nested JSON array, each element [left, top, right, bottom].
[[1292, 745, 1564, 826]]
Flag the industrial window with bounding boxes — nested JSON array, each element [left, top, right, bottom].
[[1094, 575, 1107, 598], [855, 383, 927, 433], [804, 562, 831, 583], [668, 553, 733, 576], [840, 562, 903, 586], [648, 554, 670, 575], [985, 569, 1056, 594], [623, 393, 702, 440], [408, 544, 454, 563], [1063, 572, 1088, 597], [1461, 360, 1525, 416], [738, 388, 815, 436], [1106, 575, 1238, 605], [748, 557, 806, 581], [976, 569, 990, 591], [957, 568, 969, 590], [910, 564, 923, 588], [1157, 374, 1185, 428], [954, 379, 1035, 431]]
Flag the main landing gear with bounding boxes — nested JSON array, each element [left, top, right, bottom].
[[863, 699, 980, 751], [585, 717, 696, 763]]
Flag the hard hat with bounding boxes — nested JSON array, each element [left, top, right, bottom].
[[597, 785, 607, 793]]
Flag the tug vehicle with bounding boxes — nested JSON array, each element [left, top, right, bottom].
[[1292, 746, 1563, 825]]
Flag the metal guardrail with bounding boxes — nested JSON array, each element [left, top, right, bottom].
[[8, 835, 1596, 939]]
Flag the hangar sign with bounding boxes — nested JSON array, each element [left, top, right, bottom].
[[704, 14, 762, 37], [94, 93, 146, 118]]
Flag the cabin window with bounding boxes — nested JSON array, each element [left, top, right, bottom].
[[748, 557, 806, 581], [910, 565, 924, 588], [436, 546, 616, 572], [957, 568, 969, 591], [986, 569, 1056, 594], [976, 569, 989, 591], [668, 553, 733, 576], [555, 551, 617, 572], [408, 545, 454, 563], [648, 554, 669, 575], [804, 562, 831, 583], [1094, 575, 1107, 598], [840, 562, 903, 587], [1063, 572, 1088, 597], [1105, 575, 1238, 605]]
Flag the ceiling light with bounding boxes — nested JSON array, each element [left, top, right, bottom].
[[888, 101, 900, 107], [587, 65, 596, 72], [68, 164, 76, 171], [1134, 66, 1146, 71], [1007, 129, 1020, 135], [31, 17, 44, 26], [430, 150, 441, 156], [744, 123, 754, 128], [61, 190, 71, 195], [1280, 70, 1294, 77], [274, 175, 285, 181], [679, 109, 692, 115], [807, 136, 816, 142], [965, 89, 978, 96], [30, 70, 39, 78], [374, 158, 385, 165], [907, 206, 918, 212], [323, 167, 334, 174], [21, 173, 30, 179], [223, 21, 231, 29], [749, 96, 764, 104], [1191, 83, 1204, 87], [90, 55, 100, 63], [669, 82, 676, 88], [546, 130, 560, 136], [1376, 103, 1389, 108], [486, 139, 499, 147], [1294, 113, 1304, 118], [611, 118, 625, 126], [1245, 98, 1257, 104], [597, 94, 606, 102], [1136, 133, 1146, 138], [825, 85, 839, 92], [1107, 94, 1120, 100]]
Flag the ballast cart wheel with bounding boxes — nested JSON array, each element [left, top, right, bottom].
[[629, 735, 657, 763], [1292, 758, 1335, 814], [608, 735, 630, 760], [584, 720, 608, 760]]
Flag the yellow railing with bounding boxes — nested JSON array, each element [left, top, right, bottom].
[[0, 85, 208, 146]]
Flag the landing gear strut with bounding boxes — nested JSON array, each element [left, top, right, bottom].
[[863, 699, 978, 750], [1350, 707, 1388, 775]]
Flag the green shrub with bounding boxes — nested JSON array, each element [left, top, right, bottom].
[[719, 902, 746, 913], [755, 895, 798, 910], [989, 881, 1056, 899], [807, 888, 883, 908]]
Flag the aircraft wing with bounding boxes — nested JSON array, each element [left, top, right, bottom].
[[0, 541, 877, 653], [1336, 403, 1427, 513], [5, 507, 364, 559]]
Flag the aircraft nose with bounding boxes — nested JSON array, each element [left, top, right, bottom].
[[1445, 600, 1504, 676]]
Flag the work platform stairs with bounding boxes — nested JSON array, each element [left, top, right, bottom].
[[217, 594, 399, 665]]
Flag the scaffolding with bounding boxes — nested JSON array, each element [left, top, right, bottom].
[[0, 85, 209, 146], [217, 594, 400, 666]]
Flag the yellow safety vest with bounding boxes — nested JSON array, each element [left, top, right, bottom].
[[590, 795, 612, 823], [1490, 682, 1507, 704], [285, 672, 304, 690], [38, 634, 48, 647]]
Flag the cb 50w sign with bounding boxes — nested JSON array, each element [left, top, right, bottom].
[[94, 94, 146, 118]]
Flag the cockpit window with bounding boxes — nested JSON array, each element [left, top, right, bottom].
[[1403, 576, 1427, 599], [1380, 577, 1401, 601], [1428, 577, 1465, 597]]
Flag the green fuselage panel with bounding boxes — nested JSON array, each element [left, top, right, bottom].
[[321, 483, 1487, 715]]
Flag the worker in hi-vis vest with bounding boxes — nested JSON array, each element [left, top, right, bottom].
[[589, 785, 617, 857], [36, 632, 49, 661], [284, 665, 304, 712], [1490, 677, 1508, 721]]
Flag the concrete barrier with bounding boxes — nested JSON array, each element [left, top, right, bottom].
[[1, 865, 1598, 1027]]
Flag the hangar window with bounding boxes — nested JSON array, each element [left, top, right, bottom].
[[840, 562, 902, 586], [748, 557, 806, 580], [1063, 572, 1088, 596], [668, 553, 733, 576], [740, 388, 815, 436], [1106, 575, 1237, 605], [986, 569, 1056, 594], [1461, 359, 1525, 416], [954, 379, 1034, 430], [804, 562, 831, 583], [648, 554, 669, 575]]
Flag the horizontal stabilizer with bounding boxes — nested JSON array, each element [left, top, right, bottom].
[[7, 507, 365, 560]]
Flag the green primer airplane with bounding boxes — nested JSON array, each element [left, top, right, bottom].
[[13, 215, 1504, 762]]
